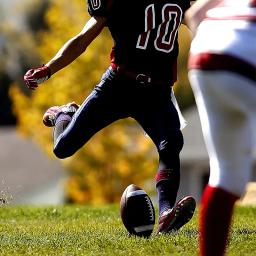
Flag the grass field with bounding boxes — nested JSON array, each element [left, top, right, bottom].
[[0, 204, 256, 255]]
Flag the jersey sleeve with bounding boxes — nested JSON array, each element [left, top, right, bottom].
[[87, 0, 110, 17]]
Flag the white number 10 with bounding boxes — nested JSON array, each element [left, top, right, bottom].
[[136, 4, 182, 53]]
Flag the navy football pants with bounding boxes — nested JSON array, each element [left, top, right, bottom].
[[53, 67, 183, 174]]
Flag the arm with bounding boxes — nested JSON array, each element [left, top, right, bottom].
[[182, 1, 196, 26], [24, 16, 107, 89], [185, 0, 222, 37], [46, 16, 107, 75]]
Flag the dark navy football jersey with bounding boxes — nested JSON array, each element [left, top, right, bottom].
[[87, 0, 190, 81]]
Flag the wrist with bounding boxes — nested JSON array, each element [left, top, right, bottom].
[[43, 65, 52, 78]]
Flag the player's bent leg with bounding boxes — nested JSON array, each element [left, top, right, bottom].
[[42, 102, 80, 159], [43, 102, 79, 127], [53, 115, 75, 159], [52, 75, 127, 159], [52, 102, 91, 159]]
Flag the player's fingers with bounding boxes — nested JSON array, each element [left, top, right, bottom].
[[25, 81, 38, 90], [24, 69, 35, 77]]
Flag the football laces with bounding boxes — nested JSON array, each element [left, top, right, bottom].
[[145, 196, 155, 222]]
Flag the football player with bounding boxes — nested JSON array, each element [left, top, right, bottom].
[[24, 0, 196, 234], [186, 0, 256, 255]]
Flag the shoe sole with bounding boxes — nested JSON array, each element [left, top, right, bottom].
[[167, 197, 196, 232], [157, 196, 196, 234]]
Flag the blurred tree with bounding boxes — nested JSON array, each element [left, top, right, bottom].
[[21, 0, 50, 32], [11, 0, 195, 204], [0, 0, 50, 125]]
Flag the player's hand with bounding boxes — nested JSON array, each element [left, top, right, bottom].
[[24, 65, 51, 90]]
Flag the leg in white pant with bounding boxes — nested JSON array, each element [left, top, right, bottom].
[[189, 70, 256, 197]]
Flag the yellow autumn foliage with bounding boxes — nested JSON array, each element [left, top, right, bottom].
[[11, 0, 162, 204]]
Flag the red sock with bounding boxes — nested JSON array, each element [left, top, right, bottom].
[[199, 185, 239, 256]]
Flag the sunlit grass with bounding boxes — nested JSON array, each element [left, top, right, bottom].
[[0, 204, 255, 255]]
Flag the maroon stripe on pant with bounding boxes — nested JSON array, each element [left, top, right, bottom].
[[250, 0, 256, 7], [188, 53, 256, 82], [155, 169, 173, 183], [204, 16, 256, 22]]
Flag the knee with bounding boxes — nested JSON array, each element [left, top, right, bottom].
[[53, 144, 73, 159], [159, 131, 184, 157], [209, 164, 250, 197], [157, 132, 184, 169]]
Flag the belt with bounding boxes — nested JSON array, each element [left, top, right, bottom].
[[115, 66, 171, 87]]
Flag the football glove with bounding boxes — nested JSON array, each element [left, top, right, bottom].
[[24, 65, 51, 90]]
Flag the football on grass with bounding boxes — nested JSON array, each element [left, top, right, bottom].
[[120, 184, 155, 237]]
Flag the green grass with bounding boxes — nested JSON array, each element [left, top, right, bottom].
[[0, 204, 256, 255]]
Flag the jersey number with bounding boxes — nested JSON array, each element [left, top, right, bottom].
[[136, 4, 182, 53], [90, 0, 101, 10]]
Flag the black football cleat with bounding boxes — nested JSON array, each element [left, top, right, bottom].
[[43, 102, 79, 127], [157, 196, 196, 234]]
